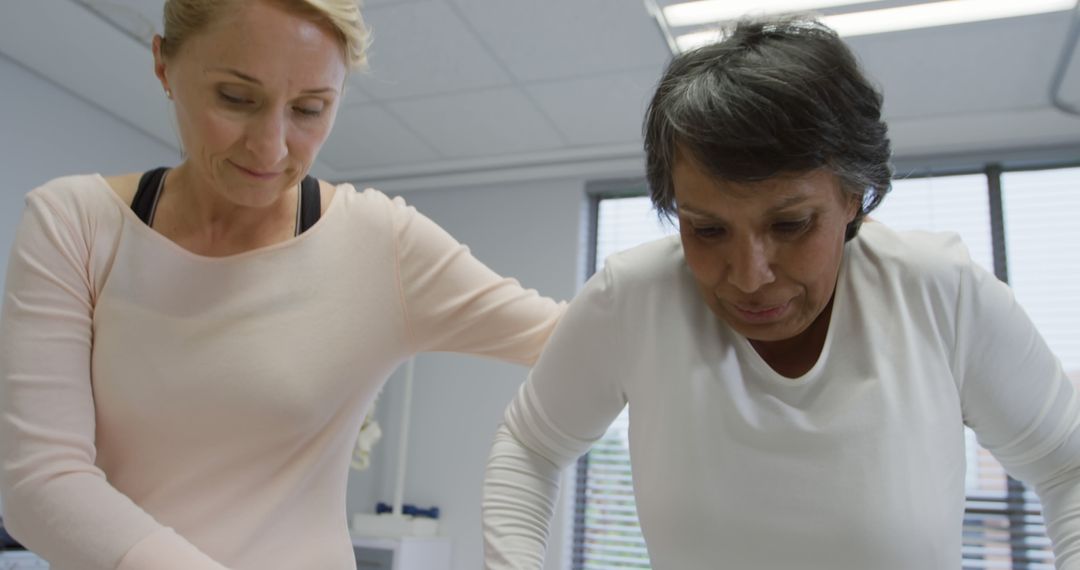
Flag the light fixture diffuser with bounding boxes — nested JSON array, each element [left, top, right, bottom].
[[668, 0, 1076, 52], [822, 0, 1076, 38], [664, 0, 883, 27]]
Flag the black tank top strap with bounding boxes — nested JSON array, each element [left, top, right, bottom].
[[133, 168, 319, 234], [131, 167, 169, 227], [297, 175, 321, 235]]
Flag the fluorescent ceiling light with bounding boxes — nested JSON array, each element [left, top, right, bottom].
[[664, 0, 883, 27], [675, 30, 725, 53], [821, 0, 1076, 38], [672, 0, 1075, 51]]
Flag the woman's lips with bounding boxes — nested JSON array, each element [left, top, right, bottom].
[[731, 301, 790, 324], [230, 161, 280, 180]]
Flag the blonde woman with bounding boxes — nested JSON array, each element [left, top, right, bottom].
[[0, 1, 562, 569]]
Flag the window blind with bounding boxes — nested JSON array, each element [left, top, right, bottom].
[[1002, 167, 1080, 380], [575, 196, 674, 570], [576, 169, 1072, 569]]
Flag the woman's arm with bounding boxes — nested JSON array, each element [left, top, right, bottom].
[[954, 261, 1080, 569], [390, 196, 564, 365], [0, 188, 228, 570], [482, 264, 629, 569]]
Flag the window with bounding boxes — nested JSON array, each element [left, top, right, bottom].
[[1002, 167, 1080, 381], [575, 196, 677, 569], [872, 174, 995, 272], [575, 165, 1079, 569]]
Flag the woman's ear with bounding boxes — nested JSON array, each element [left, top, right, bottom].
[[846, 192, 861, 223], [152, 35, 171, 98]]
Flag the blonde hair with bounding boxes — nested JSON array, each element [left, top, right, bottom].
[[161, 0, 371, 70]]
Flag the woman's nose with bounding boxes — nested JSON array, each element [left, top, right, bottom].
[[726, 237, 775, 293], [245, 111, 288, 168]]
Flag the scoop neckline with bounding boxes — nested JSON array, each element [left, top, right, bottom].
[[92, 173, 349, 264], [729, 253, 850, 387]]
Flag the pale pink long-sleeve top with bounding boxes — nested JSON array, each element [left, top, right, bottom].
[[0, 175, 563, 570]]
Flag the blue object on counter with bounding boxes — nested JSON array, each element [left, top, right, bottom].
[[375, 502, 440, 519]]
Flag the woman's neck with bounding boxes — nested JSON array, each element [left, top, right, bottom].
[[749, 296, 835, 379], [154, 163, 298, 257]]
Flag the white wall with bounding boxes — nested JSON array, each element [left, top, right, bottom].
[[0, 54, 177, 284], [345, 175, 598, 570]]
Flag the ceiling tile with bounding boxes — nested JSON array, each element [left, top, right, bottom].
[[356, 1, 513, 100], [4, 0, 1079, 185], [343, 74, 373, 104], [890, 107, 1080, 158], [850, 14, 1070, 120], [527, 68, 661, 146], [0, 1, 176, 149], [449, 0, 670, 82], [388, 88, 565, 158], [79, 0, 164, 43], [321, 103, 441, 171]]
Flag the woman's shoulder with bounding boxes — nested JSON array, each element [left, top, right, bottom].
[[594, 235, 697, 302], [27, 173, 127, 218], [602, 235, 686, 280], [329, 183, 399, 228], [854, 221, 975, 271], [331, 182, 395, 212], [100, 172, 142, 205], [333, 184, 453, 237], [850, 221, 985, 295]]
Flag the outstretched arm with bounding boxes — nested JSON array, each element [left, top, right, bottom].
[[955, 261, 1080, 569], [390, 195, 564, 365], [482, 264, 629, 569]]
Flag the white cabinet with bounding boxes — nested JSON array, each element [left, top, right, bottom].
[[352, 536, 451, 570]]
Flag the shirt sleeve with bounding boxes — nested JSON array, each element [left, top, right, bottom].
[[954, 260, 1080, 568], [0, 190, 229, 570], [391, 196, 564, 364], [482, 263, 629, 569]]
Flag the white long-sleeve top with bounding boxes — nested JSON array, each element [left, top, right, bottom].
[[0, 175, 564, 570], [483, 222, 1080, 569]]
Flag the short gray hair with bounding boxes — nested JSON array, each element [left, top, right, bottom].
[[643, 17, 892, 240]]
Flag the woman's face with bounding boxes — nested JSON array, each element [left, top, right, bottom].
[[153, 0, 346, 208], [673, 154, 858, 345]]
